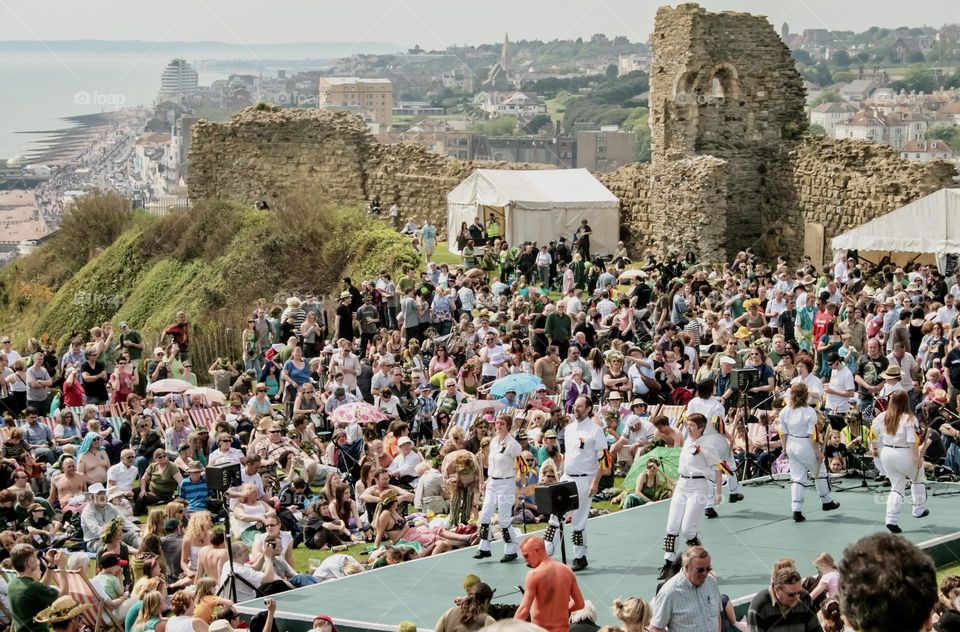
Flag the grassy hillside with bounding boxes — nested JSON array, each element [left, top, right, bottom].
[[0, 190, 418, 376]]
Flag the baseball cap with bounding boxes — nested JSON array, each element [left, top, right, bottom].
[[313, 616, 339, 632], [99, 553, 128, 569], [719, 356, 737, 366], [543, 429, 558, 439]]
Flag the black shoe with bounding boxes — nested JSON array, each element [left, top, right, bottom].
[[916, 509, 930, 519], [822, 501, 840, 512], [793, 511, 806, 522], [473, 550, 492, 559], [881, 478, 891, 487], [571, 557, 588, 572], [500, 553, 518, 563], [705, 508, 719, 519], [729, 493, 744, 503], [874, 474, 886, 482], [657, 561, 673, 580], [887, 523, 902, 534]]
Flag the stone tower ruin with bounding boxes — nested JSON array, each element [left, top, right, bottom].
[[649, 3, 808, 254]]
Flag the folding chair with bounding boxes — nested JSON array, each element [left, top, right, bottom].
[[59, 568, 124, 632]]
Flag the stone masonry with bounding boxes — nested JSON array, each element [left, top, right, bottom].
[[188, 4, 957, 265]]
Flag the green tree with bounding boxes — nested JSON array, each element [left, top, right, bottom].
[[474, 116, 518, 136], [606, 63, 618, 79], [928, 125, 960, 151], [807, 123, 827, 136], [523, 113, 552, 135], [792, 50, 812, 65], [832, 70, 855, 83], [908, 50, 926, 64], [901, 66, 937, 92], [831, 50, 851, 67], [809, 91, 843, 107]]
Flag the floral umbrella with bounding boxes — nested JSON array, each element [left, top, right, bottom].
[[329, 402, 389, 425]]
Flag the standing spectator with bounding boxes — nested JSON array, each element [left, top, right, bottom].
[[545, 302, 573, 360], [163, 312, 191, 360], [649, 546, 721, 632], [26, 353, 53, 415], [116, 322, 144, 366], [80, 348, 108, 406], [389, 202, 400, 229]]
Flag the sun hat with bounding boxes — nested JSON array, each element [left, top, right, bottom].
[[86, 483, 107, 496], [339, 291, 351, 300], [397, 436, 413, 447], [933, 389, 949, 406], [34, 596, 91, 624], [879, 366, 902, 380], [719, 355, 737, 366], [734, 326, 752, 339], [313, 615, 339, 632]]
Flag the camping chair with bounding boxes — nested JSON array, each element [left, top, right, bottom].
[[334, 437, 364, 484], [58, 568, 124, 632]]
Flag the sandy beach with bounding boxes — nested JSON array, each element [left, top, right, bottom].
[[0, 189, 47, 241]]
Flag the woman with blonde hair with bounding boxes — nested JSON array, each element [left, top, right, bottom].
[[120, 576, 166, 623], [871, 389, 929, 533], [132, 590, 167, 632], [180, 511, 212, 578], [612, 597, 651, 632], [780, 382, 839, 522], [191, 577, 233, 623], [140, 508, 166, 540]]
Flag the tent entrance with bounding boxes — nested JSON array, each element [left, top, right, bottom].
[[481, 205, 506, 241]]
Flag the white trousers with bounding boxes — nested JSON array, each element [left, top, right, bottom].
[[545, 473, 593, 559], [787, 445, 833, 512], [880, 447, 927, 526], [664, 477, 710, 562], [478, 477, 520, 555]]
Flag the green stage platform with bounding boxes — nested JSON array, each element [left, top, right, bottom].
[[235, 479, 960, 631]]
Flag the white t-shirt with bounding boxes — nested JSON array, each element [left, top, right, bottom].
[[252, 530, 293, 558], [826, 366, 855, 412], [218, 563, 263, 603], [106, 462, 138, 492]]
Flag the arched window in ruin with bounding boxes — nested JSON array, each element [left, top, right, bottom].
[[708, 63, 741, 105]]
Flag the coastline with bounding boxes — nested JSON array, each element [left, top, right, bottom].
[[15, 112, 120, 166]]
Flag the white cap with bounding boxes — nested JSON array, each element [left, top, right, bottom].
[[719, 356, 737, 366], [397, 436, 413, 446], [87, 483, 107, 496]]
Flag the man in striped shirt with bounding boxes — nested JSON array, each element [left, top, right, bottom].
[[178, 461, 209, 514]]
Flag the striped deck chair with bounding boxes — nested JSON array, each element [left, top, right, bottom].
[[59, 568, 124, 632], [41, 415, 57, 434], [189, 408, 218, 432], [104, 416, 125, 437], [156, 412, 176, 433]]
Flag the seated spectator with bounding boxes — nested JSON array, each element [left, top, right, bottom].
[[434, 581, 495, 632], [621, 458, 674, 509], [136, 450, 182, 515], [177, 462, 209, 514], [216, 542, 283, 603]]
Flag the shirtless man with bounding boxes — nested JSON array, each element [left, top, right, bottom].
[[49, 456, 88, 509], [652, 415, 684, 448], [515, 537, 585, 632], [76, 437, 110, 486], [196, 529, 229, 581]]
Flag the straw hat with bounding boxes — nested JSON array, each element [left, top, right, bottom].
[[34, 596, 91, 624], [879, 366, 902, 380], [932, 389, 949, 406]]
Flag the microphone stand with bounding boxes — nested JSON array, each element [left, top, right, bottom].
[[217, 498, 263, 601], [739, 391, 783, 488]]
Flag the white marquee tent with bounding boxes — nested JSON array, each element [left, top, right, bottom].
[[446, 169, 620, 255], [830, 188, 960, 270]]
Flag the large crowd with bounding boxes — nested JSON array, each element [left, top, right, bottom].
[[1, 219, 960, 632]]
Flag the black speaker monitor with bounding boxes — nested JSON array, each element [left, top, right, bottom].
[[206, 462, 242, 492], [535, 480, 579, 516]]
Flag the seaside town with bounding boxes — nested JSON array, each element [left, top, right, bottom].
[[3, 3, 960, 632]]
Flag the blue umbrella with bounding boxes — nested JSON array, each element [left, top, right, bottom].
[[489, 373, 543, 398]]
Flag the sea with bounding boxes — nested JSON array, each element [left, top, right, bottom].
[[0, 52, 230, 160]]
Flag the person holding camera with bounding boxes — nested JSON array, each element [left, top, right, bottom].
[[9, 544, 64, 632]]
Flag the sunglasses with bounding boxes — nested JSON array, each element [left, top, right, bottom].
[[693, 565, 712, 574], [779, 588, 802, 598]]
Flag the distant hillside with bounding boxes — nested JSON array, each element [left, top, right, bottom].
[[0, 190, 417, 373]]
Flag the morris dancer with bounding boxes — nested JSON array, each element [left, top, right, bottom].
[[658, 413, 722, 581], [474, 413, 522, 562], [871, 390, 929, 533], [780, 383, 840, 522]]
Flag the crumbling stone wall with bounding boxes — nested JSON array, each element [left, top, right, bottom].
[[600, 157, 728, 263], [649, 3, 807, 255], [188, 107, 550, 230]]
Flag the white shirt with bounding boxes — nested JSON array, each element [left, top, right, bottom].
[[480, 344, 505, 378], [686, 396, 726, 423], [788, 372, 824, 406], [886, 352, 917, 391], [678, 436, 721, 478], [387, 449, 423, 480], [872, 412, 918, 448], [826, 366, 855, 412], [766, 298, 787, 327], [457, 287, 476, 312], [312, 553, 356, 582], [562, 418, 606, 476], [937, 305, 958, 325], [619, 415, 656, 444], [252, 530, 293, 558], [779, 405, 817, 441], [487, 433, 522, 479], [106, 462, 137, 492], [209, 447, 244, 466], [218, 563, 263, 603], [565, 296, 583, 317]]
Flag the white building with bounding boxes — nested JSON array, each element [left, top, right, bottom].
[[810, 101, 858, 135], [899, 139, 954, 162], [158, 59, 199, 101], [617, 53, 649, 76], [479, 91, 546, 118], [833, 109, 927, 149]]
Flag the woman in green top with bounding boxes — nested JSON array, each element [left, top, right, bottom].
[[132, 590, 166, 632], [570, 254, 587, 290], [623, 458, 674, 508], [498, 242, 515, 283]]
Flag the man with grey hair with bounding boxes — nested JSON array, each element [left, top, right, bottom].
[[568, 600, 599, 631], [649, 546, 721, 632]]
